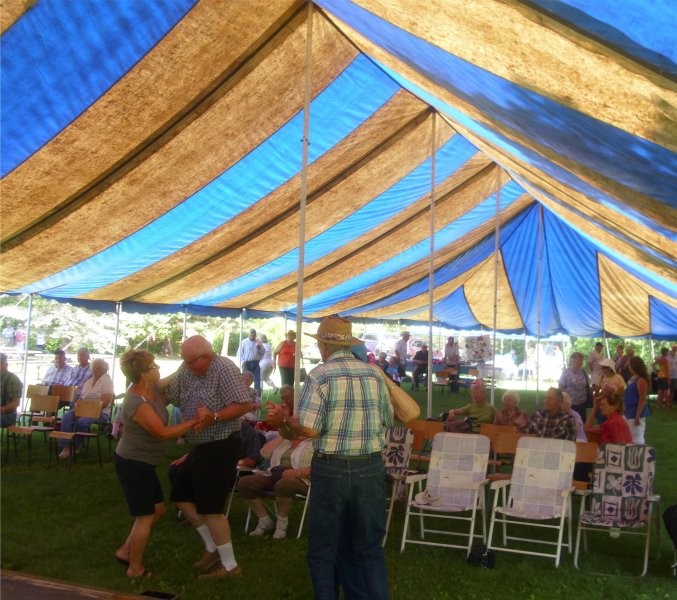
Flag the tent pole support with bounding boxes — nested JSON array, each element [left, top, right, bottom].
[[294, 1, 314, 409], [491, 169, 501, 405], [426, 111, 437, 419], [20, 293, 34, 411], [111, 302, 121, 391]]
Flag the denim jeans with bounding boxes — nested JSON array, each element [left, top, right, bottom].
[[307, 453, 389, 600], [244, 360, 261, 391]]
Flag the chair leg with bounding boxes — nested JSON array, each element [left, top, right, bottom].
[[297, 489, 311, 539], [383, 482, 398, 547]]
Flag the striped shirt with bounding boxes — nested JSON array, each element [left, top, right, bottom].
[[166, 355, 251, 445], [298, 348, 394, 456]]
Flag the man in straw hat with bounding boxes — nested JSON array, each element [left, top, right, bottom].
[[267, 315, 418, 599]]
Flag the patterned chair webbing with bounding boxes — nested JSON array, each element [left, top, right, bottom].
[[581, 444, 656, 528], [383, 426, 414, 476], [423, 433, 490, 511], [501, 437, 576, 519]]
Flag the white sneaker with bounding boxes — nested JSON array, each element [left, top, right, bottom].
[[272, 525, 287, 539], [249, 519, 274, 537]]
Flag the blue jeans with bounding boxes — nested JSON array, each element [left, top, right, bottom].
[[308, 452, 389, 600], [244, 360, 261, 391], [59, 410, 109, 449]]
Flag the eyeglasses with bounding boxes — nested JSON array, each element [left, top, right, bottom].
[[185, 354, 205, 367]]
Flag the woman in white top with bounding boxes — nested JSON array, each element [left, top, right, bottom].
[[258, 334, 277, 392], [58, 358, 115, 459]]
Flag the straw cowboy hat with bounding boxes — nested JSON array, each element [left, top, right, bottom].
[[306, 316, 362, 347]]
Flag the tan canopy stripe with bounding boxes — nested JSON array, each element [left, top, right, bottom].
[[316, 194, 532, 318], [1, 7, 355, 291], [109, 91, 429, 303], [236, 152, 498, 311], [1, 0, 33, 35], [348, 0, 676, 148], [351, 263, 486, 321], [524, 183, 677, 285], [599, 254, 677, 337], [323, 8, 675, 247], [0, 0, 304, 244], [436, 115, 677, 281], [146, 107, 446, 306], [397, 252, 523, 329]]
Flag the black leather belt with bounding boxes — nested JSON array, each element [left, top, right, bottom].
[[313, 451, 382, 461]]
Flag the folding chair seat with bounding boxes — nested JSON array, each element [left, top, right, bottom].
[[48, 399, 103, 468], [487, 437, 576, 567], [382, 426, 415, 545], [400, 432, 490, 556], [574, 443, 661, 576], [5, 394, 60, 465]]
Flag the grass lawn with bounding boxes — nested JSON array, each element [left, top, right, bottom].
[[1, 387, 675, 599]]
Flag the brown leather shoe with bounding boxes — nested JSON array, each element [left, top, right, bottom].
[[193, 550, 220, 573], [198, 564, 242, 580]]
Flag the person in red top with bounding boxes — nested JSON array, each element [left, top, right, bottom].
[[584, 391, 632, 444], [273, 331, 298, 387]]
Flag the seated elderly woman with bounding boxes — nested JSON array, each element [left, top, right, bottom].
[[584, 391, 632, 443], [562, 392, 587, 441], [58, 358, 114, 459], [493, 390, 529, 432], [446, 378, 496, 433], [236, 433, 314, 540]]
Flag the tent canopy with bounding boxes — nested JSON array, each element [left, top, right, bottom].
[[1, 0, 675, 338]]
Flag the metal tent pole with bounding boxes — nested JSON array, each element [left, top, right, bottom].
[[490, 171, 501, 405], [20, 294, 34, 409], [426, 111, 437, 418], [294, 1, 314, 409]]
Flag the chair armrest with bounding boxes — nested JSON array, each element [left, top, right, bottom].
[[648, 494, 661, 503], [490, 479, 511, 491], [573, 489, 592, 497], [402, 473, 428, 484]]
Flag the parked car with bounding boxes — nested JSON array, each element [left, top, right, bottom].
[[362, 333, 379, 354], [301, 341, 322, 364]]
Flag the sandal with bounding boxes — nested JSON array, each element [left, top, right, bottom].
[[128, 569, 154, 579]]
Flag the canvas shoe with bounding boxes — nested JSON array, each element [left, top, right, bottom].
[[249, 517, 274, 537], [272, 524, 287, 539]]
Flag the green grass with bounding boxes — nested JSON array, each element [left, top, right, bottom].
[[1, 388, 675, 599]]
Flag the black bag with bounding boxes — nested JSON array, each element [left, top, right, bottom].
[[270, 465, 292, 484], [466, 543, 495, 568]]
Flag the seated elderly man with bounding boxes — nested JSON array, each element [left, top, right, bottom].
[[42, 349, 73, 387], [446, 378, 496, 433], [527, 387, 576, 441], [412, 343, 429, 390], [493, 390, 529, 432]]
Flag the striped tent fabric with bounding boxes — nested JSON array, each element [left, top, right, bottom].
[[1, 0, 675, 337]]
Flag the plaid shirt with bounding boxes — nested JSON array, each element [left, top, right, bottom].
[[68, 365, 92, 397], [528, 409, 576, 441], [298, 348, 394, 456], [166, 355, 251, 445]]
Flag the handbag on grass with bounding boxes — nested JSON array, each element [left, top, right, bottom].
[[467, 543, 495, 568]]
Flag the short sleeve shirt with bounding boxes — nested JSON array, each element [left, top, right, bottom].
[[166, 355, 251, 445], [298, 348, 394, 455]]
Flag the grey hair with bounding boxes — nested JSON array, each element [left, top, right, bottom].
[[501, 390, 520, 405]]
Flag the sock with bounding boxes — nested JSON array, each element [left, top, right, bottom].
[[216, 541, 238, 570], [196, 524, 216, 552], [276, 516, 288, 528], [258, 514, 274, 529]]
